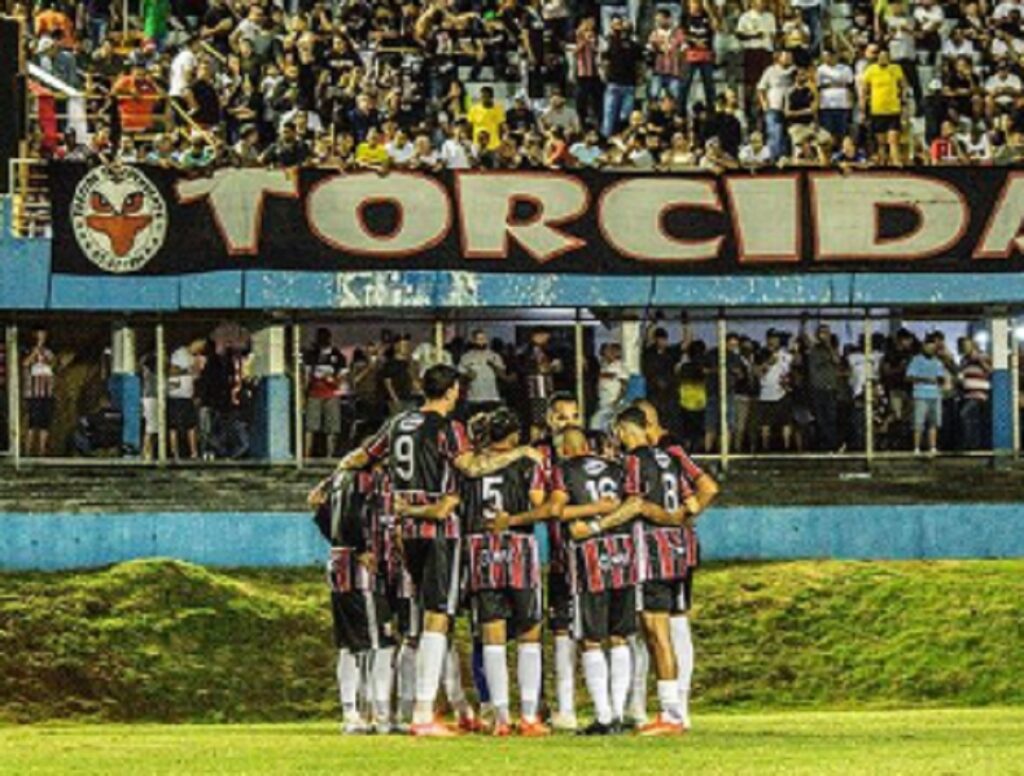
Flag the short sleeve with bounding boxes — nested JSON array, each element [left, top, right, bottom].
[[363, 418, 391, 462], [444, 419, 471, 461]]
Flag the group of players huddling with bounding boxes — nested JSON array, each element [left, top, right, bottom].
[[308, 363, 718, 738]]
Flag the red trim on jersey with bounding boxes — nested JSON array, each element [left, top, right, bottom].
[[624, 453, 642, 496]]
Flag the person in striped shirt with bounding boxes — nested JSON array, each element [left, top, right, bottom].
[[957, 337, 992, 450], [22, 326, 57, 457]]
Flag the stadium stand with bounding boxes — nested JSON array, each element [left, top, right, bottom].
[[6, 0, 1024, 187]]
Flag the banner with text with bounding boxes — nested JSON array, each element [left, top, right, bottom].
[[48, 162, 1024, 276]]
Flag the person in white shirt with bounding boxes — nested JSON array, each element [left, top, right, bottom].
[[757, 49, 796, 159], [735, 0, 777, 113], [958, 124, 993, 162], [755, 331, 794, 451], [985, 60, 1023, 119], [913, 0, 945, 65], [539, 93, 581, 135], [590, 342, 629, 432], [940, 27, 976, 65], [884, 1, 921, 110], [168, 40, 198, 101], [739, 130, 773, 167], [386, 130, 416, 167], [458, 330, 508, 415], [817, 49, 854, 139], [993, 0, 1024, 20], [440, 124, 476, 169], [167, 343, 200, 460], [408, 134, 442, 171]]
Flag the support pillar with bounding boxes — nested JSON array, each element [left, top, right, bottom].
[[6, 324, 19, 465], [991, 316, 1013, 457], [109, 323, 140, 455], [251, 324, 292, 462], [621, 318, 645, 402]]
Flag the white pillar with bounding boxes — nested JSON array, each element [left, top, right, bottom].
[[620, 318, 645, 401], [293, 323, 304, 469], [155, 323, 167, 465], [6, 324, 19, 465], [111, 324, 137, 374]]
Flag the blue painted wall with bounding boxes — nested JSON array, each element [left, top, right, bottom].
[[3, 504, 1023, 571]]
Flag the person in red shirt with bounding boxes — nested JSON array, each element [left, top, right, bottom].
[[929, 120, 968, 165], [111, 61, 163, 134]]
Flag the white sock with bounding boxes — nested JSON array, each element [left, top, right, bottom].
[[628, 634, 649, 720], [397, 643, 417, 723], [609, 644, 632, 722], [670, 615, 694, 726], [413, 631, 447, 724], [517, 642, 543, 722], [442, 642, 471, 717], [582, 649, 613, 725], [554, 634, 575, 717], [482, 644, 510, 724], [337, 649, 359, 720], [371, 646, 395, 724], [657, 679, 683, 724]]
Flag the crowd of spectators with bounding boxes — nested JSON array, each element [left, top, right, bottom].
[[640, 318, 996, 455], [13, 0, 1024, 173], [3, 316, 1017, 459]]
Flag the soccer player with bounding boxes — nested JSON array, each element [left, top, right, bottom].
[[550, 428, 644, 735], [309, 465, 394, 735], [534, 392, 584, 730], [614, 406, 700, 736], [332, 365, 541, 737], [635, 400, 720, 729], [464, 409, 552, 736]]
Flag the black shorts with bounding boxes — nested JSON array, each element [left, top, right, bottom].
[[577, 587, 637, 642], [757, 397, 792, 429], [547, 568, 573, 632], [640, 579, 688, 614], [331, 590, 397, 652], [26, 397, 54, 430], [167, 397, 197, 433], [472, 587, 543, 638], [403, 538, 461, 617], [871, 114, 901, 135]]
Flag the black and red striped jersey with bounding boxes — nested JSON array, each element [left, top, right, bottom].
[[364, 409, 470, 498], [554, 455, 629, 535], [623, 445, 694, 516], [461, 457, 544, 536]]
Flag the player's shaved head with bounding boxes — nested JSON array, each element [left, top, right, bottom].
[[560, 427, 590, 457], [632, 399, 659, 428], [488, 407, 521, 447]]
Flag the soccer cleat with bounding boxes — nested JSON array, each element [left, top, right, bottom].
[[371, 720, 394, 735], [637, 715, 685, 737], [340, 718, 371, 735], [458, 712, 485, 733], [549, 712, 578, 732], [577, 720, 614, 736], [491, 721, 513, 737], [410, 720, 461, 738], [518, 718, 552, 737]]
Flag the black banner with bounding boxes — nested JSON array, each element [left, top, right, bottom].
[[49, 162, 1024, 276]]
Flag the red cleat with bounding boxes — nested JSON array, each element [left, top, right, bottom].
[[458, 713, 485, 733], [492, 722, 513, 737], [637, 715, 685, 737], [410, 721, 461, 738], [518, 718, 551, 737]]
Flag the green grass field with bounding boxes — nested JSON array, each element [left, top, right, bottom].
[[3, 559, 1024, 722], [3, 708, 1023, 775]]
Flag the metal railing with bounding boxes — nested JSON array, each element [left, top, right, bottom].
[[6, 157, 50, 239]]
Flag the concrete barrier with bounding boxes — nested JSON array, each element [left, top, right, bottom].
[[2, 503, 1023, 570]]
